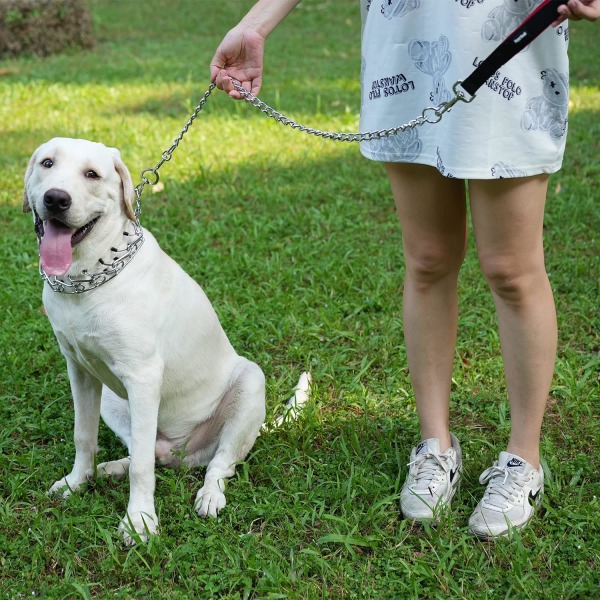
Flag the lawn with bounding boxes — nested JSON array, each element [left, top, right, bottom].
[[0, 1, 598, 598]]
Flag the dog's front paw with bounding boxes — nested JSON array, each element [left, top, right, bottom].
[[48, 473, 89, 498], [194, 484, 226, 518], [118, 511, 159, 546]]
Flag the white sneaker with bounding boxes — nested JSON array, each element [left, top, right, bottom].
[[468, 452, 544, 539], [400, 434, 462, 521]]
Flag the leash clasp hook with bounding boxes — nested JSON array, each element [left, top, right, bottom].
[[436, 81, 477, 117]]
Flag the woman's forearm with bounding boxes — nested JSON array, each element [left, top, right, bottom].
[[237, 0, 302, 38]]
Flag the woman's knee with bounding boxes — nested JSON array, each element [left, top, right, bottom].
[[405, 245, 464, 288], [479, 254, 547, 304]]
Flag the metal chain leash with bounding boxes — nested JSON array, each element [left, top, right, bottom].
[[135, 80, 474, 210], [134, 0, 568, 202]]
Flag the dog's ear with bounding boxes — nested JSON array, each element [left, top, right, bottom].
[[110, 147, 137, 222], [22, 149, 39, 213]]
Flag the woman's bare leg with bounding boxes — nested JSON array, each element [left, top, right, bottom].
[[386, 163, 468, 451], [469, 175, 556, 467]]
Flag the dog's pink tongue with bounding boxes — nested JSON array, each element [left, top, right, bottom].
[[40, 220, 75, 276]]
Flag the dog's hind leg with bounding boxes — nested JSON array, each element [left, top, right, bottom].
[[97, 387, 132, 479], [100, 386, 132, 450], [97, 456, 131, 479], [193, 359, 266, 518]]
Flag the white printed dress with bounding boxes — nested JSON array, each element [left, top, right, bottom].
[[359, 0, 570, 179]]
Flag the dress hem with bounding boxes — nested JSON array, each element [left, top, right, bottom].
[[359, 149, 563, 180]]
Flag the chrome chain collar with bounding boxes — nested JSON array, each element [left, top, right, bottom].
[[41, 219, 145, 294]]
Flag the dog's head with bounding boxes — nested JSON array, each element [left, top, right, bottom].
[[23, 138, 137, 276]]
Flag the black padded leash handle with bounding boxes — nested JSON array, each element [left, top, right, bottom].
[[461, 0, 569, 97]]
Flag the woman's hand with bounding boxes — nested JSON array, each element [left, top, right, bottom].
[[209, 0, 301, 100], [210, 27, 266, 100], [554, 0, 600, 25]]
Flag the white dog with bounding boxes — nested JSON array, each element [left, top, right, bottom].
[[23, 137, 274, 544]]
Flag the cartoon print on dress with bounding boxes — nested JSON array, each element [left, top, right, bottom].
[[521, 68, 569, 139], [491, 162, 528, 178], [381, 0, 420, 20], [482, 0, 544, 44], [409, 35, 452, 104], [369, 128, 422, 162]]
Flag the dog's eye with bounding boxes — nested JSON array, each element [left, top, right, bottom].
[[85, 170, 100, 179], [41, 159, 53, 168]]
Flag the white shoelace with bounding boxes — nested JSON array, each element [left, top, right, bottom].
[[408, 452, 452, 491], [479, 466, 524, 509]]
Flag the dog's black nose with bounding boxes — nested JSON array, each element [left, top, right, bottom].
[[43, 189, 72, 213]]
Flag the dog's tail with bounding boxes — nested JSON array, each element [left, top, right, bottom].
[[263, 371, 313, 431]]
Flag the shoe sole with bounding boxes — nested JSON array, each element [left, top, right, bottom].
[[468, 512, 536, 540]]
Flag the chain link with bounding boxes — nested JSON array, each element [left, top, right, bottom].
[[134, 83, 217, 212], [229, 79, 469, 142]]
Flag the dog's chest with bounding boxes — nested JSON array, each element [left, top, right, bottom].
[[48, 303, 129, 398]]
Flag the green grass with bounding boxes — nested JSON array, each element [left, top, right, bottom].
[[1, 1, 599, 597]]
